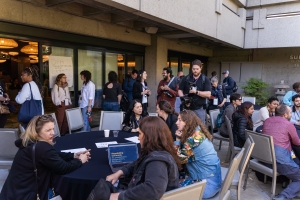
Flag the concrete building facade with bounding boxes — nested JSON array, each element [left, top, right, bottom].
[[0, 0, 299, 116]]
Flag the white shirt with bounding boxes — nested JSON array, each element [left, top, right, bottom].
[[141, 82, 147, 104], [253, 106, 269, 131], [79, 81, 95, 108], [15, 81, 44, 114], [51, 84, 72, 106]]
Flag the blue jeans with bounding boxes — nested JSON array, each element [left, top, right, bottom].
[[103, 101, 120, 111], [202, 169, 222, 199], [193, 107, 206, 123], [81, 106, 91, 132]]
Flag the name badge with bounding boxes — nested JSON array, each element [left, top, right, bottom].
[[213, 98, 218, 105], [65, 99, 69, 106], [226, 95, 230, 102]]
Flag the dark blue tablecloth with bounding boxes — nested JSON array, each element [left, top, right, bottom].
[[53, 131, 138, 200]]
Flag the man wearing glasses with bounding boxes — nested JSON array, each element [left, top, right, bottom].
[[157, 68, 179, 107], [178, 59, 211, 123], [219, 93, 242, 138]]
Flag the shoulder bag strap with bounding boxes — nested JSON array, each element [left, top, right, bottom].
[[32, 143, 40, 200], [28, 83, 34, 100]]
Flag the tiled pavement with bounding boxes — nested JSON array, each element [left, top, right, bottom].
[[0, 136, 289, 199]]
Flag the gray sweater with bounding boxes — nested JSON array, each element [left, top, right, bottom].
[[220, 104, 237, 136]]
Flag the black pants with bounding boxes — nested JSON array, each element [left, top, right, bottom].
[[0, 114, 9, 128], [142, 103, 148, 115]]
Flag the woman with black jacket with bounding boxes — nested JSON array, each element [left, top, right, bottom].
[[122, 100, 148, 132], [156, 100, 178, 140], [133, 70, 151, 115], [0, 115, 90, 200], [232, 101, 254, 148]]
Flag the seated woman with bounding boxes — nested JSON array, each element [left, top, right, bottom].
[[156, 100, 178, 140], [122, 99, 148, 132], [232, 101, 254, 148], [0, 115, 90, 200], [174, 110, 222, 199], [253, 97, 278, 132], [105, 117, 180, 200]]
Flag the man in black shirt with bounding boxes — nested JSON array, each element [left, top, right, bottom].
[[178, 59, 211, 123]]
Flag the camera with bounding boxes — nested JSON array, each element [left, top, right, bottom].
[[189, 82, 197, 91], [180, 96, 192, 105], [163, 91, 173, 98]]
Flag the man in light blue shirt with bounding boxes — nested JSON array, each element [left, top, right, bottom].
[[283, 82, 300, 106]]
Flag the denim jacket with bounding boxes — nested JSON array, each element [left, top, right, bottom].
[[174, 128, 221, 180]]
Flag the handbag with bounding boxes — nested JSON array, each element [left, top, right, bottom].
[[0, 103, 10, 114], [18, 83, 42, 123], [32, 143, 62, 200]]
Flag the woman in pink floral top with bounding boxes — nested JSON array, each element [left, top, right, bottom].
[[174, 110, 222, 198]]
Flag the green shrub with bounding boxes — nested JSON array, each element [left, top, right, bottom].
[[242, 78, 271, 106]]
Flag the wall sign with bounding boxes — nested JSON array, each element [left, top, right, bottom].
[[49, 56, 73, 88]]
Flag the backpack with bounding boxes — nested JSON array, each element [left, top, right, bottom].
[[216, 110, 225, 128], [232, 81, 238, 93]]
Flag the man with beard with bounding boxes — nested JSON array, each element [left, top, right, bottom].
[[263, 105, 300, 200], [157, 68, 179, 107], [178, 59, 211, 123], [290, 94, 300, 128]]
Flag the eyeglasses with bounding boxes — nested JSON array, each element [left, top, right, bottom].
[[237, 98, 242, 101]]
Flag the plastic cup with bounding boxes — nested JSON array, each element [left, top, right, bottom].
[[104, 130, 110, 137], [113, 131, 119, 137]]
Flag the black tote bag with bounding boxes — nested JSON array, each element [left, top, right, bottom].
[[18, 83, 42, 123]]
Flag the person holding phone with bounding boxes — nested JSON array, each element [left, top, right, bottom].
[[51, 73, 72, 135], [133, 70, 151, 115]]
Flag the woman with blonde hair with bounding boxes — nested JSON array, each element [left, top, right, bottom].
[[0, 115, 90, 200], [175, 110, 222, 198], [51, 73, 72, 135]]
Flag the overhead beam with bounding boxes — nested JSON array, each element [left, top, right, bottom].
[[111, 14, 139, 23], [82, 5, 104, 16], [45, 0, 74, 7]]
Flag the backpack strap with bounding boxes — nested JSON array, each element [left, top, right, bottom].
[[32, 143, 40, 200]]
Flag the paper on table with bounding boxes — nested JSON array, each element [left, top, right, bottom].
[[95, 141, 118, 148], [124, 136, 140, 143], [61, 148, 87, 153]]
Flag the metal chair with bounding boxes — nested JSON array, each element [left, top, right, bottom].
[[221, 135, 255, 200], [208, 148, 245, 200], [209, 109, 230, 150], [99, 111, 123, 130], [161, 180, 207, 200], [242, 97, 256, 104], [50, 113, 61, 137], [65, 107, 85, 134], [0, 129, 19, 169], [244, 130, 278, 199], [225, 115, 242, 162], [251, 110, 259, 125]]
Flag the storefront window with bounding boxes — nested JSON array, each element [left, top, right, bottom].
[[168, 57, 178, 76], [182, 61, 191, 76]]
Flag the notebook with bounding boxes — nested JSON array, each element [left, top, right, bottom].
[[108, 143, 138, 172]]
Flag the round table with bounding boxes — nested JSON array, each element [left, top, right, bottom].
[[53, 130, 139, 200]]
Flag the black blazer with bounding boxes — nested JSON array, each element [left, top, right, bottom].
[[133, 81, 148, 103], [0, 140, 82, 200]]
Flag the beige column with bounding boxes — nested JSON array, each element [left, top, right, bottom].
[[145, 36, 168, 112]]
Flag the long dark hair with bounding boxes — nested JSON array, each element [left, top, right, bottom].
[[124, 100, 146, 122], [158, 100, 178, 116], [80, 70, 91, 85], [22, 65, 42, 96], [179, 110, 212, 143], [108, 71, 118, 83], [138, 116, 181, 169], [236, 101, 254, 128], [136, 70, 145, 82]]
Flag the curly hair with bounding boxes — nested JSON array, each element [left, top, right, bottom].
[[138, 116, 181, 169], [54, 73, 68, 87], [179, 110, 212, 143]]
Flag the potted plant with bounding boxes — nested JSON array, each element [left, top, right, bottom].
[[242, 78, 271, 106]]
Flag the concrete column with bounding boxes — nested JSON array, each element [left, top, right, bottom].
[[145, 35, 168, 112]]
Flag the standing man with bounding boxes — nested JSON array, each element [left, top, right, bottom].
[[222, 70, 235, 95], [178, 59, 211, 122], [123, 70, 138, 101], [157, 68, 179, 107], [263, 105, 300, 200], [283, 82, 300, 107], [79, 70, 95, 132]]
